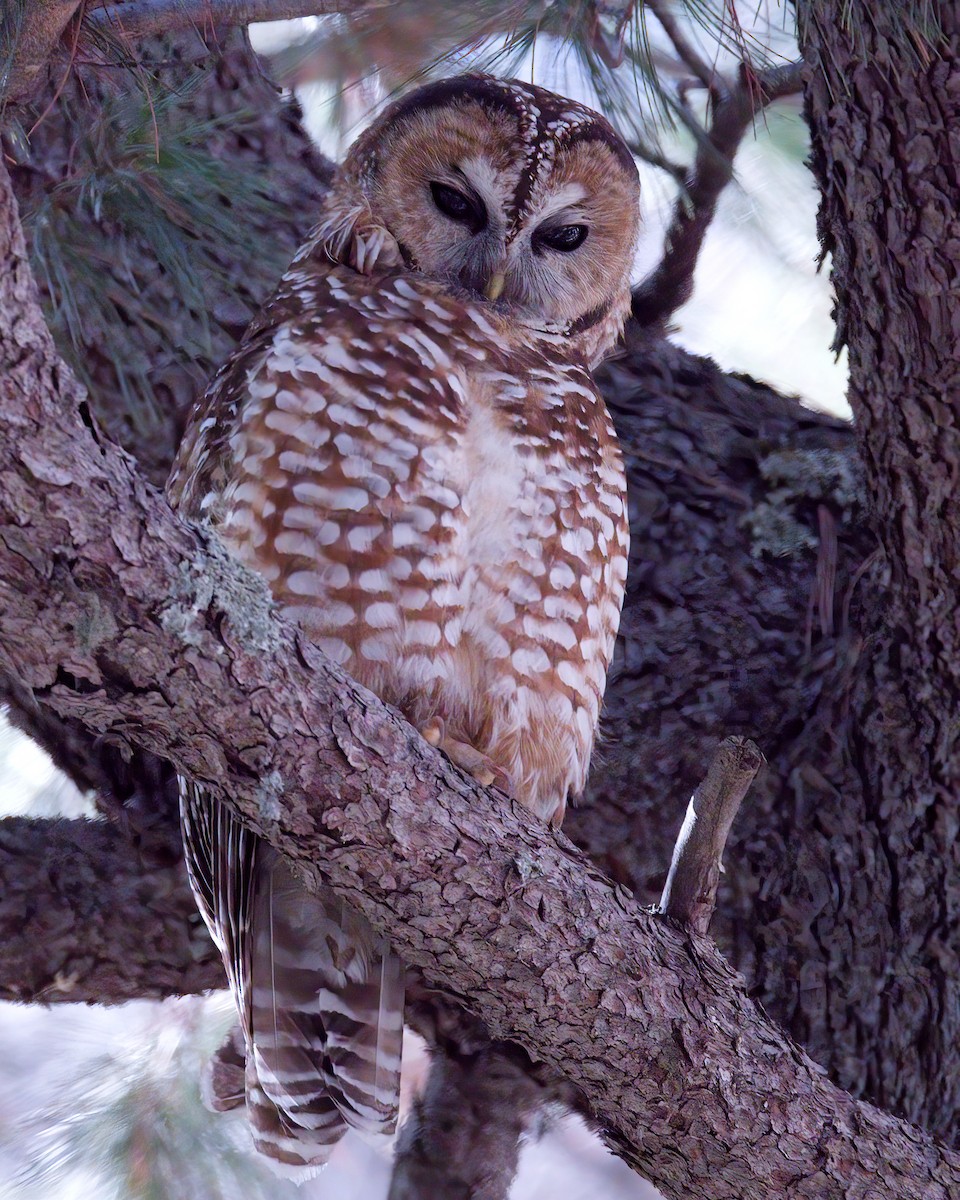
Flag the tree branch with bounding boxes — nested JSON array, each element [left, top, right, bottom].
[[85, 0, 387, 39], [646, 0, 719, 95], [388, 1044, 544, 1200], [659, 736, 763, 935], [630, 58, 805, 330], [2, 149, 960, 1197], [1, 0, 82, 104], [391, 970, 553, 1199], [0, 816, 222, 1003]]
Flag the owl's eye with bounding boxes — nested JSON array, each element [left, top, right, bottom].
[[534, 224, 589, 253], [430, 182, 486, 233]]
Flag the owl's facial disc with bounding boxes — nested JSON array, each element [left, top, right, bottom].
[[354, 74, 641, 356], [425, 164, 595, 302]]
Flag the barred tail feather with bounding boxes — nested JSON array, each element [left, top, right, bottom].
[[201, 1025, 246, 1112], [178, 780, 404, 1170], [246, 1058, 346, 1175], [250, 857, 404, 1138], [321, 945, 405, 1133]]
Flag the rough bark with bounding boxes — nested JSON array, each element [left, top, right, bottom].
[[0, 339, 868, 1006], [792, 2, 960, 1139], [2, 0, 83, 103], [4, 143, 960, 1198]]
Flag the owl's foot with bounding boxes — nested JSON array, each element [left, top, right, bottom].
[[419, 719, 511, 792]]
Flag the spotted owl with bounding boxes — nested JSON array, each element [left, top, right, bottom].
[[167, 74, 641, 1170]]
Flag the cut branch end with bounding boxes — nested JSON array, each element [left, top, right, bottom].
[[659, 735, 763, 935]]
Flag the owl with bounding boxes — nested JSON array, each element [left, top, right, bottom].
[[168, 74, 640, 1170]]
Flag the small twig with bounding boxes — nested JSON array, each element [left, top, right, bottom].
[[659, 736, 763, 935], [647, 0, 720, 95], [623, 136, 687, 184], [630, 58, 804, 330], [751, 59, 808, 107], [85, 0, 387, 40], [588, 1, 637, 70]]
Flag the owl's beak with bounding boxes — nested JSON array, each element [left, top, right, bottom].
[[484, 271, 506, 302]]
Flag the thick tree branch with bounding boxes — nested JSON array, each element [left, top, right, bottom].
[[388, 1045, 544, 1200], [2, 149, 960, 1197], [395, 977, 588, 1196], [2, 0, 82, 104], [630, 58, 804, 329], [587, 0, 636, 70], [0, 816, 222, 1003]]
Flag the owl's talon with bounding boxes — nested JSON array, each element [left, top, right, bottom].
[[438, 735, 511, 793], [420, 718, 445, 747], [420, 719, 505, 788]]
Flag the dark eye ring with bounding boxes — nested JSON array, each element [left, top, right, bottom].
[[430, 182, 486, 233], [535, 224, 589, 253]]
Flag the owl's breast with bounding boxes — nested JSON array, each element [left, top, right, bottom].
[[185, 272, 627, 819], [415, 366, 627, 812]]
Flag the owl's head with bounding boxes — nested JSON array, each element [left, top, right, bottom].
[[318, 75, 641, 364]]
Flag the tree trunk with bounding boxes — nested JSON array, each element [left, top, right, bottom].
[[793, 1, 960, 1138]]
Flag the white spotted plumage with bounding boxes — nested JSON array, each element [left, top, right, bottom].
[[169, 72, 639, 1170]]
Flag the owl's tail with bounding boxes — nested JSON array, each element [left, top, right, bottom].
[[179, 782, 405, 1173]]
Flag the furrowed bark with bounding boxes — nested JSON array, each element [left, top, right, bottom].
[[795, 1, 960, 1139], [4, 133, 960, 1198]]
